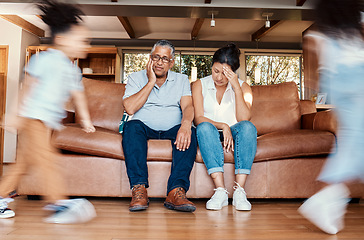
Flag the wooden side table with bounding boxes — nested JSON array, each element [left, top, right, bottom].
[[316, 104, 335, 111]]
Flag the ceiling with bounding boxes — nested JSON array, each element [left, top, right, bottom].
[[0, 0, 318, 49]]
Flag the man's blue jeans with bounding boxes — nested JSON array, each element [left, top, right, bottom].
[[122, 120, 197, 195], [196, 121, 257, 175]]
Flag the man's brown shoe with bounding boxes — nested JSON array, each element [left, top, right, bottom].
[[164, 187, 196, 212], [129, 184, 149, 212]]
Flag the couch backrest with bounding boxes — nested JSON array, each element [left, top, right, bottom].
[[250, 82, 301, 136], [81, 79, 301, 135], [80, 78, 125, 132]]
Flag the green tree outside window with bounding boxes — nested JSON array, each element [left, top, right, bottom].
[[246, 55, 302, 94], [123, 53, 212, 82]]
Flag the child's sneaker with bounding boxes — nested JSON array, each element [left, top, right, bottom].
[[43, 199, 75, 211], [298, 183, 350, 235], [0, 198, 15, 219], [8, 190, 18, 198], [206, 187, 229, 210], [44, 198, 96, 224], [232, 182, 251, 211]]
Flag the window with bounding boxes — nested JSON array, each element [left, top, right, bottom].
[[179, 54, 212, 80], [122, 50, 304, 98], [245, 53, 303, 98], [123, 50, 212, 83], [123, 52, 149, 82]]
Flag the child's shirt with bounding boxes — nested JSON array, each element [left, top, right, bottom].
[[20, 48, 84, 130]]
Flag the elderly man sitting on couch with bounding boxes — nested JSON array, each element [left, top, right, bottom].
[[122, 40, 197, 212]]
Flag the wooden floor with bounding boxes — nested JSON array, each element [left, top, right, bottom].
[[0, 197, 363, 240]]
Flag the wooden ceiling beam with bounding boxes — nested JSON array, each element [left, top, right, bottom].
[[296, 0, 306, 6], [191, 18, 204, 40], [302, 23, 317, 36], [251, 20, 281, 41], [117, 16, 135, 39], [0, 15, 45, 37]]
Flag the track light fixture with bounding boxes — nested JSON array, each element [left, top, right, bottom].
[[265, 15, 270, 28], [262, 12, 273, 28], [208, 11, 218, 27], [211, 12, 215, 27]]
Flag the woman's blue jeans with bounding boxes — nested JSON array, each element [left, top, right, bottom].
[[122, 120, 197, 195], [196, 121, 257, 175]]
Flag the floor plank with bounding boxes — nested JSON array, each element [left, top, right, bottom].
[[0, 197, 363, 240]]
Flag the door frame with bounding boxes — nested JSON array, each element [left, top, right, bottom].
[[0, 45, 9, 176]]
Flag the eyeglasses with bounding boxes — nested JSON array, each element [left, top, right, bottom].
[[150, 54, 173, 63]]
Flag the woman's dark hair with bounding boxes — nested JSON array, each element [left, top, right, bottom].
[[37, 0, 84, 42], [315, 0, 363, 38], [212, 43, 241, 72]]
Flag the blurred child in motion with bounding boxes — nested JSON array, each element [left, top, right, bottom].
[[0, 0, 96, 223], [298, 0, 364, 234]]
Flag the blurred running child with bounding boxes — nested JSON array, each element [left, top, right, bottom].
[[298, 0, 364, 234], [0, 0, 96, 223]]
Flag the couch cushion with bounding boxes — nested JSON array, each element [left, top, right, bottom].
[[250, 82, 301, 136], [79, 78, 125, 132], [195, 129, 336, 163], [254, 129, 335, 161], [52, 124, 174, 161], [54, 126, 335, 164]]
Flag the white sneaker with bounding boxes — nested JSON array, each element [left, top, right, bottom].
[[44, 198, 96, 224], [0, 198, 15, 219], [233, 182, 251, 211], [206, 187, 229, 210], [298, 184, 350, 235]]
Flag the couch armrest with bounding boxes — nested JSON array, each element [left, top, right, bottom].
[[300, 100, 317, 115], [302, 110, 337, 134]]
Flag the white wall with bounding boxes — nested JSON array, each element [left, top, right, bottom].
[[20, 29, 40, 75], [0, 18, 39, 163]]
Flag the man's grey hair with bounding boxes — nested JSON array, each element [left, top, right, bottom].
[[151, 40, 175, 59]]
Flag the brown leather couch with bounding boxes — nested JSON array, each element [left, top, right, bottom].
[[18, 79, 363, 199]]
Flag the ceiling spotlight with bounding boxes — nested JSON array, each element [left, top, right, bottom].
[[208, 11, 218, 27], [262, 12, 273, 28], [211, 12, 215, 27], [211, 19, 215, 27], [265, 17, 270, 28]]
